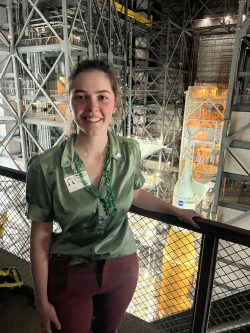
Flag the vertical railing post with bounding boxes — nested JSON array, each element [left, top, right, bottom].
[[191, 234, 219, 333]]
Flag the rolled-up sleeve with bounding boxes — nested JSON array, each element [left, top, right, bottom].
[[26, 159, 54, 222], [133, 141, 145, 190]]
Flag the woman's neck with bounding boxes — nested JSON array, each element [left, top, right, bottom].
[[75, 131, 108, 158]]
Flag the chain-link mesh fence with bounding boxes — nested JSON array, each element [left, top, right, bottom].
[[127, 212, 250, 333], [0, 174, 32, 286], [127, 212, 201, 333], [0, 169, 249, 332], [207, 241, 250, 333]]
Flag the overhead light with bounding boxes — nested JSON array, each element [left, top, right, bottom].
[[202, 18, 211, 26], [243, 14, 246, 22], [225, 15, 231, 23]]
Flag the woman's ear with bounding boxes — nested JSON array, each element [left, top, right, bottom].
[[112, 103, 117, 114]]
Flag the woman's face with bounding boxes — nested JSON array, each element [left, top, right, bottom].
[[70, 70, 116, 136]]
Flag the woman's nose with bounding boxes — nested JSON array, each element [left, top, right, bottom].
[[87, 97, 98, 111]]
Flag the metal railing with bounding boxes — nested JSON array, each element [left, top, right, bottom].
[[0, 166, 249, 333]]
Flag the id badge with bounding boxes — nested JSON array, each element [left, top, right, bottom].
[[64, 171, 91, 193]]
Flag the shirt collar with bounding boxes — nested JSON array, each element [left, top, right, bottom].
[[108, 131, 122, 160], [61, 134, 77, 167], [61, 132, 122, 168]]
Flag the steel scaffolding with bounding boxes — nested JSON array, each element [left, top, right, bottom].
[[0, 0, 239, 202], [212, 0, 250, 227], [0, 0, 128, 170]]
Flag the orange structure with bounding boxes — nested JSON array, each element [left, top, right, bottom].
[[180, 85, 227, 179], [157, 226, 196, 316], [57, 79, 66, 115]]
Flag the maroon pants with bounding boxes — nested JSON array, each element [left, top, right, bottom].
[[47, 253, 139, 333]]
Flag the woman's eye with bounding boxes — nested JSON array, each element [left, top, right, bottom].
[[99, 95, 108, 100], [74, 95, 85, 100]]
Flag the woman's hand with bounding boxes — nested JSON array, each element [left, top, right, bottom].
[[176, 208, 202, 230], [37, 301, 61, 333], [133, 189, 203, 230]]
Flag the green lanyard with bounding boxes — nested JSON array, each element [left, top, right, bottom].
[[74, 143, 117, 217]]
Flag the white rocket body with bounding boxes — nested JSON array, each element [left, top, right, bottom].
[[173, 158, 196, 210], [173, 133, 212, 211]]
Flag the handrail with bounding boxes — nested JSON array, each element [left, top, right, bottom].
[[130, 205, 250, 333], [1, 165, 250, 333], [130, 205, 250, 247], [1, 165, 249, 247], [0, 166, 26, 182]]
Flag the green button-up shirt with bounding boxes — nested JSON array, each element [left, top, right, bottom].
[[26, 131, 145, 264]]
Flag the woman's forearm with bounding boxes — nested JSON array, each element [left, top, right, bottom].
[[132, 189, 179, 215], [30, 222, 53, 308], [132, 189, 201, 229]]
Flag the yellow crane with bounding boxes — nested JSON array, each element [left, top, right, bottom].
[[112, 1, 152, 26]]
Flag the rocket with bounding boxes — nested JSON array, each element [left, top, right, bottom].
[[157, 143, 210, 317], [173, 154, 208, 210]]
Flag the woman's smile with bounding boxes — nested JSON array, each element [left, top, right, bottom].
[[83, 116, 103, 123]]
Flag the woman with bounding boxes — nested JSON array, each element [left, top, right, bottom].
[[26, 59, 200, 333]]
